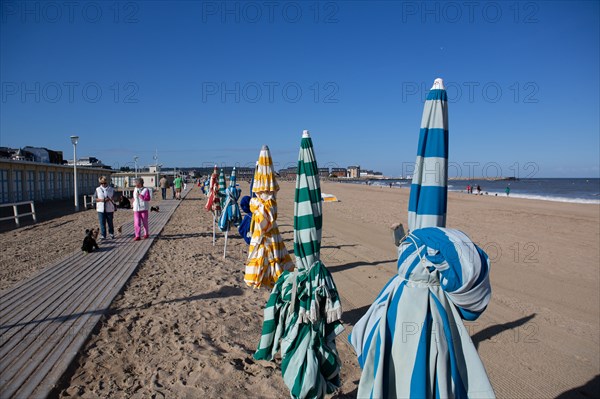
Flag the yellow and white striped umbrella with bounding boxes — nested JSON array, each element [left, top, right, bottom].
[[245, 145, 294, 289], [252, 145, 279, 194]]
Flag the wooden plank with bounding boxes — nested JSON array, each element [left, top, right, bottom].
[[0, 192, 187, 398], [3, 244, 157, 394], [0, 242, 131, 346], [0, 251, 128, 387], [7, 259, 140, 398], [0, 211, 166, 347], [0, 247, 121, 325], [0, 199, 179, 329], [0, 201, 176, 313]]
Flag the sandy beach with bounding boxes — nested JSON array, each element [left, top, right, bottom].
[[1, 181, 598, 398]]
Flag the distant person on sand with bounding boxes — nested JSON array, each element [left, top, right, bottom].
[[173, 175, 183, 200], [505, 186, 511, 196], [467, 184, 472, 194], [95, 176, 116, 240], [132, 178, 151, 241], [477, 185, 482, 195], [159, 175, 169, 200]]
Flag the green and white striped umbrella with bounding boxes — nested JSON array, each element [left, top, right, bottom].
[[218, 169, 227, 208], [254, 130, 344, 399]]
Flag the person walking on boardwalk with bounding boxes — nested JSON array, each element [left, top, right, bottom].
[[132, 177, 151, 241], [159, 175, 169, 200], [95, 176, 116, 240], [173, 175, 183, 200]]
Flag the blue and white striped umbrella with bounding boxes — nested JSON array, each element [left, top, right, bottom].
[[408, 78, 449, 231], [218, 167, 242, 232], [350, 79, 495, 399]]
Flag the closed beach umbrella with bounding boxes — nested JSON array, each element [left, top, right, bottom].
[[237, 195, 252, 245], [244, 146, 294, 289], [350, 79, 495, 399], [218, 169, 227, 208], [205, 166, 221, 245], [254, 130, 344, 399], [408, 78, 449, 231], [204, 166, 219, 212], [237, 163, 257, 245], [219, 168, 243, 258]]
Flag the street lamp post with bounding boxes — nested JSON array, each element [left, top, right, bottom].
[[134, 156, 139, 178], [70, 135, 79, 211]]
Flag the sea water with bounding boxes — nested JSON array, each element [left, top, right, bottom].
[[354, 178, 600, 204]]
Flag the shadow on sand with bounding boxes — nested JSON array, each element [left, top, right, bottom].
[[327, 258, 396, 274], [0, 286, 244, 329], [555, 375, 600, 399], [471, 313, 537, 349]]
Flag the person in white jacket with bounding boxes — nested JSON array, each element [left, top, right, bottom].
[[95, 176, 116, 240], [132, 178, 151, 241]]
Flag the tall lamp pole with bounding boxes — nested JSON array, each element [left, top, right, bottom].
[[134, 156, 139, 178], [70, 135, 79, 211]]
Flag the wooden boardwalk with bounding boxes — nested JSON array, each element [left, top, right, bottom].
[[0, 194, 186, 398]]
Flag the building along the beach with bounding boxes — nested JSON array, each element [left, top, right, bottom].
[[330, 168, 347, 178], [0, 158, 108, 204], [347, 165, 361, 178]]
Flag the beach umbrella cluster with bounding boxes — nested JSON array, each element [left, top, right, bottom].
[[244, 146, 294, 289], [349, 79, 495, 398], [254, 131, 344, 399], [219, 167, 243, 258], [204, 166, 221, 245]]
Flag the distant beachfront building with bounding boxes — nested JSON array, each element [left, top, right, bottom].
[[111, 165, 163, 190], [360, 170, 383, 178], [318, 168, 330, 178], [192, 166, 255, 181], [0, 158, 108, 204], [277, 167, 296, 180], [66, 156, 110, 169], [330, 167, 347, 178], [347, 165, 361, 178], [1, 146, 64, 165]]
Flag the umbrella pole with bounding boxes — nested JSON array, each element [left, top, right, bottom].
[[223, 228, 228, 258], [212, 212, 216, 246]]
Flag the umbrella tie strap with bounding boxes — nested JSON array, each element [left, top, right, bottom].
[[399, 277, 441, 287], [290, 260, 319, 321], [406, 234, 426, 265], [290, 261, 301, 312]]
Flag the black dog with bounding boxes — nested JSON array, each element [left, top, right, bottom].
[[151, 206, 160, 212], [118, 196, 131, 209], [81, 228, 99, 253]]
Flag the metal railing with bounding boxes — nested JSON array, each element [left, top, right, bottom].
[[0, 201, 37, 227], [83, 195, 96, 209]]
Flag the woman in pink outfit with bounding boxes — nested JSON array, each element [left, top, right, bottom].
[[132, 178, 151, 240]]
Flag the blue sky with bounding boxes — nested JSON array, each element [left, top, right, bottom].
[[1, 0, 599, 178]]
